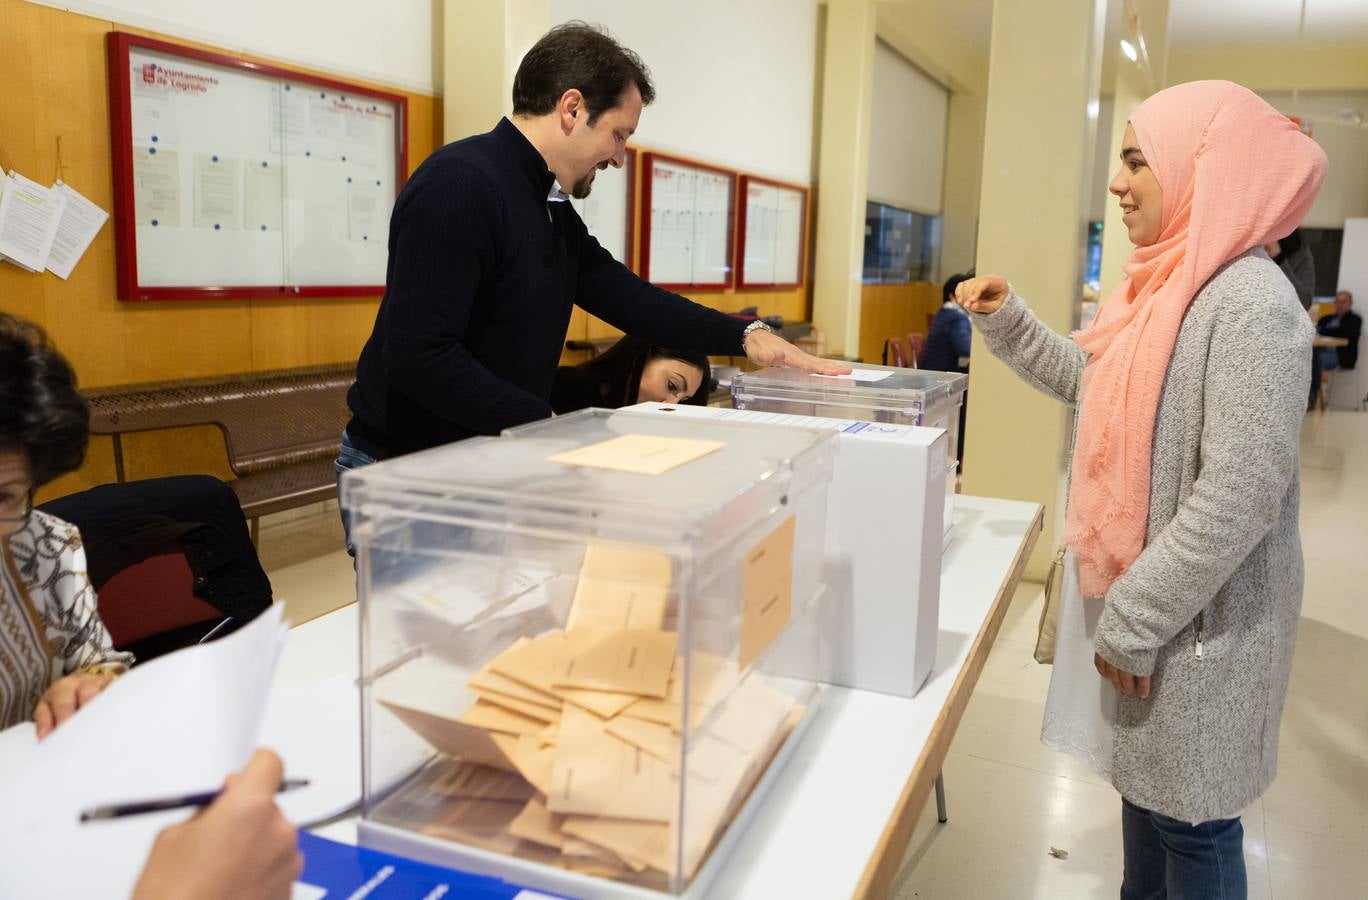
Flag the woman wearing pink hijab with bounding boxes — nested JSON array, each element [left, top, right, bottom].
[[957, 81, 1326, 896]]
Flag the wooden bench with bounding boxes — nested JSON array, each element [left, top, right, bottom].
[[83, 363, 354, 543]]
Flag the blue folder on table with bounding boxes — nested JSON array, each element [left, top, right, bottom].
[[298, 832, 572, 899]]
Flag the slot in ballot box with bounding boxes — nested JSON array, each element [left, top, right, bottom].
[[340, 409, 836, 898], [731, 364, 967, 542], [624, 403, 945, 700]]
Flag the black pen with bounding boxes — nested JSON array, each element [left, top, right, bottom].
[[79, 778, 310, 822]]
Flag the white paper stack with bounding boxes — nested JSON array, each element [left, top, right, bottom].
[[0, 171, 108, 278], [0, 605, 289, 899]]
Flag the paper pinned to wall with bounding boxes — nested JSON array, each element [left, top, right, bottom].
[[0, 171, 67, 272], [244, 161, 284, 232], [193, 154, 241, 229], [133, 148, 181, 227], [45, 182, 109, 280]]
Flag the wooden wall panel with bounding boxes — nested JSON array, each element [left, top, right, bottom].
[[858, 282, 941, 366]]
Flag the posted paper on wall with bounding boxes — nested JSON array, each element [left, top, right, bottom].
[[133, 148, 181, 227], [193, 154, 241, 229], [0, 172, 67, 272], [46, 182, 109, 280]]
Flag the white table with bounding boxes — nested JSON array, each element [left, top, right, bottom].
[[280, 494, 1043, 899]]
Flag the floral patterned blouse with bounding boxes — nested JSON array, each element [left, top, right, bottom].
[[0, 510, 132, 729]]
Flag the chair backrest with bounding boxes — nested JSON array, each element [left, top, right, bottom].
[[883, 337, 911, 368], [97, 551, 223, 648], [39, 475, 272, 661], [84, 363, 353, 476], [907, 333, 927, 368]]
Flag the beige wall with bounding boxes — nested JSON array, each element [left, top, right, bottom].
[[1168, 43, 1368, 93]]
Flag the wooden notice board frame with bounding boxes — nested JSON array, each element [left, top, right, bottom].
[[639, 151, 736, 291], [571, 146, 638, 271], [107, 32, 408, 301], [736, 174, 809, 291]]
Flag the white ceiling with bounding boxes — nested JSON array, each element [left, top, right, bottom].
[[878, 0, 1368, 55], [1169, 0, 1368, 49]]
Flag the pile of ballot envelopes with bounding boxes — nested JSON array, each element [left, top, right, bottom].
[[374, 543, 804, 887]]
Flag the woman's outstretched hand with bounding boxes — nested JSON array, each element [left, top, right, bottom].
[[954, 275, 1011, 315]]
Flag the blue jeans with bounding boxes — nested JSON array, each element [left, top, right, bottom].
[[1121, 798, 1246, 900], [1317, 345, 1341, 372], [335, 430, 377, 557]]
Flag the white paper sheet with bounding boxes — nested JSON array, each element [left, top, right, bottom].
[[0, 171, 67, 272], [193, 154, 241, 229], [244, 161, 284, 232], [812, 368, 895, 383], [133, 148, 181, 227], [45, 182, 109, 279], [0, 605, 289, 899], [260, 675, 361, 826]]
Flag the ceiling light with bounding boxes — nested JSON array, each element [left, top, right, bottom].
[[1120, 39, 1138, 62]]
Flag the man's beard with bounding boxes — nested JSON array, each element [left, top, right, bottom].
[[571, 174, 595, 199]]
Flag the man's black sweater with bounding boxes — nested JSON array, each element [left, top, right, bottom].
[[346, 119, 747, 458]]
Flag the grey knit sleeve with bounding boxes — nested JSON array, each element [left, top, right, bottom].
[[1094, 268, 1312, 676], [970, 291, 1087, 406]]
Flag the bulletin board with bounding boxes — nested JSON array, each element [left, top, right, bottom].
[[107, 33, 407, 301], [569, 147, 636, 270], [736, 175, 808, 290], [639, 152, 735, 290]]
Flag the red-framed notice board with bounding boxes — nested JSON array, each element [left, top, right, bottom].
[[736, 175, 809, 291], [639, 151, 736, 290], [569, 147, 637, 270], [107, 32, 407, 301]]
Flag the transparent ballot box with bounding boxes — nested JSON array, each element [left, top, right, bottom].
[[341, 409, 836, 897], [731, 365, 968, 538]]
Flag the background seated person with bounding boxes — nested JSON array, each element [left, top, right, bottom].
[[0, 313, 130, 737], [1317, 290, 1361, 371], [551, 335, 711, 413], [920, 272, 974, 374]]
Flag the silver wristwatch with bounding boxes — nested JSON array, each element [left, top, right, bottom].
[[741, 319, 773, 353]]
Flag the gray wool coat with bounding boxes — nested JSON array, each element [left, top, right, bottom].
[[974, 249, 1311, 823]]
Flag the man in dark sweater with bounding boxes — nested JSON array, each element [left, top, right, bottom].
[[1317, 291, 1361, 371], [343, 22, 841, 464]]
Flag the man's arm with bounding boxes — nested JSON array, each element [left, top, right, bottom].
[[574, 230, 847, 374], [380, 163, 551, 433]]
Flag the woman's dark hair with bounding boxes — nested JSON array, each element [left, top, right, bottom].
[[0, 313, 89, 486], [579, 335, 711, 407], [512, 22, 655, 125]]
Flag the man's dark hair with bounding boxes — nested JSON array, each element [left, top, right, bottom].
[[0, 313, 89, 487], [512, 22, 655, 125], [943, 269, 975, 305]]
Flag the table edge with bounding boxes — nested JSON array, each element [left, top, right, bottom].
[[851, 501, 1045, 899]]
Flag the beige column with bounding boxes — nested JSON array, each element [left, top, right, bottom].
[[961, 0, 1107, 578], [443, 0, 552, 144], [811, 0, 877, 358], [940, 90, 987, 277]]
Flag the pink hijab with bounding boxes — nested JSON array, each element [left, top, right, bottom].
[[1065, 80, 1327, 598]]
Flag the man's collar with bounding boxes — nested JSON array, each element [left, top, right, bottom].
[[494, 117, 558, 201]]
